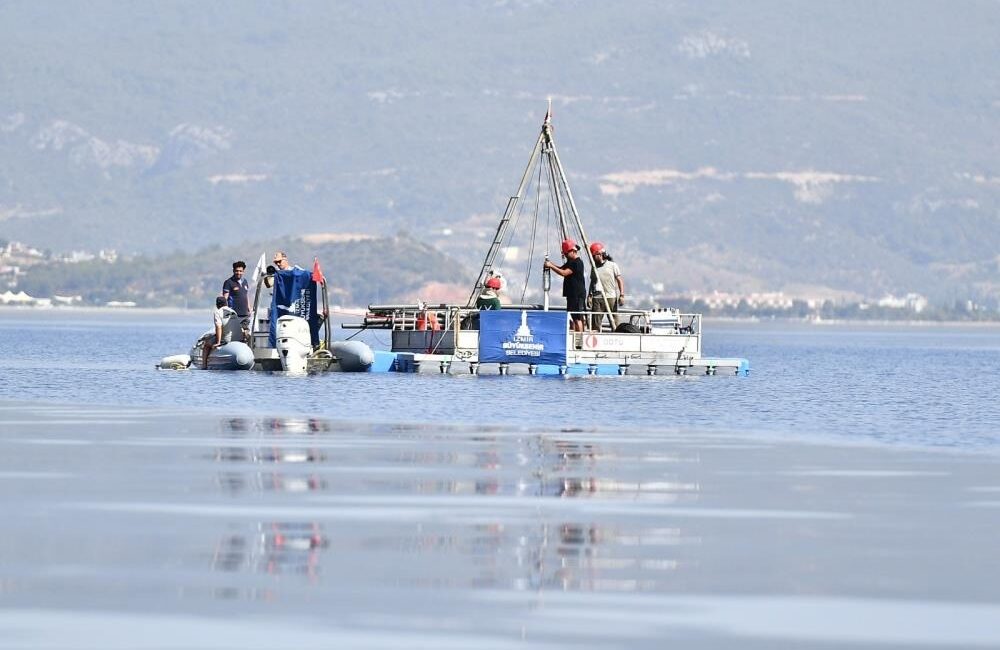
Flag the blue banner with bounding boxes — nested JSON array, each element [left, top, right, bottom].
[[269, 268, 320, 347], [479, 310, 568, 365]]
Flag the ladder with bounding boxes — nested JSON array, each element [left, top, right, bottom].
[[467, 196, 518, 307]]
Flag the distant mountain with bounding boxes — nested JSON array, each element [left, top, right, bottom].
[[1, 0, 998, 305]]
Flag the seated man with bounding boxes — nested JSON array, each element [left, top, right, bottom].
[[476, 276, 503, 310], [201, 296, 243, 369]]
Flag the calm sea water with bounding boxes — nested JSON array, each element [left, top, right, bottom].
[[2, 309, 1000, 648], [1, 308, 998, 451]]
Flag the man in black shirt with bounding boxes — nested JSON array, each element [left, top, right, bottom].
[[222, 261, 251, 323], [544, 238, 587, 332]]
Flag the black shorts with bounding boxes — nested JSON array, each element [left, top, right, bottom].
[[566, 295, 587, 321]]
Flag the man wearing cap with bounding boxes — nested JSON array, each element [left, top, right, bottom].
[[543, 239, 587, 332]]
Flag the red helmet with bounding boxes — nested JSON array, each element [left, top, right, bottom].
[[590, 242, 605, 256], [561, 238, 579, 255], [485, 277, 501, 290]]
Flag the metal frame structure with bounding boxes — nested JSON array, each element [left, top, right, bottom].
[[343, 108, 749, 377]]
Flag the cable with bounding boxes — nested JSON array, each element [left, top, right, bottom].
[[546, 157, 553, 256], [521, 160, 544, 303]]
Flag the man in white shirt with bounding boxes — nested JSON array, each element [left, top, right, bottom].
[[588, 242, 625, 331], [202, 296, 242, 369]]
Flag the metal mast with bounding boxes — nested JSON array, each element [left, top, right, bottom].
[[540, 106, 570, 241], [544, 112, 613, 317], [468, 103, 610, 317]]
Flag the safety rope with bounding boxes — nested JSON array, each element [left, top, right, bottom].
[[428, 308, 453, 354]]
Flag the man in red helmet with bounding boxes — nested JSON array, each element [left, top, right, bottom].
[[588, 242, 625, 331], [476, 274, 503, 310], [544, 239, 587, 332]]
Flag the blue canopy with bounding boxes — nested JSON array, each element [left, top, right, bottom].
[[269, 268, 321, 347]]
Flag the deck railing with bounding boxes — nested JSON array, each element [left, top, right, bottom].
[[346, 304, 700, 336]]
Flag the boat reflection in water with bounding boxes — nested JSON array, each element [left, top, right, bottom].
[[222, 417, 332, 435], [209, 417, 334, 598], [201, 416, 700, 599], [211, 522, 328, 583]]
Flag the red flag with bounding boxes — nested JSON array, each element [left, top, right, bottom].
[[311, 257, 326, 284]]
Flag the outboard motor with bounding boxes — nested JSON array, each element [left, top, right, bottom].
[[276, 315, 312, 374]]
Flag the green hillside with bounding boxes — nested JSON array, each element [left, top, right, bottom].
[[16, 234, 471, 307]]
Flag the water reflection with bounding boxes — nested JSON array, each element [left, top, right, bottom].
[[208, 418, 336, 597], [215, 471, 327, 494], [212, 419, 331, 494], [536, 521, 694, 592], [212, 447, 326, 464], [223, 417, 331, 435], [212, 522, 328, 578], [202, 417, 700, 597]]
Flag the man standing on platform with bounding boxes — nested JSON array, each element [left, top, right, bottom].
[[543, 238, 587, 333], [272, 251, 292, 271], [222, 261, 251, 327], [588, 242, 625, 331]]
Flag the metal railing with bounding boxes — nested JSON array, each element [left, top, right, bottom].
[[343, 304, 701, 336]]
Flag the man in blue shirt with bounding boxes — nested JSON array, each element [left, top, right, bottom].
[[222, 261, 251, 322]]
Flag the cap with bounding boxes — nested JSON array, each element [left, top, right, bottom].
[[589, 242, 605, 256], [485, 277, 501, 290], [561, 238, 579, 255]]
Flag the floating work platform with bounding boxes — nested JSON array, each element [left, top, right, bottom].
[[381, 351, 749, 376], [344, 108, 750, 378], [347, 306, 750, 377]]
